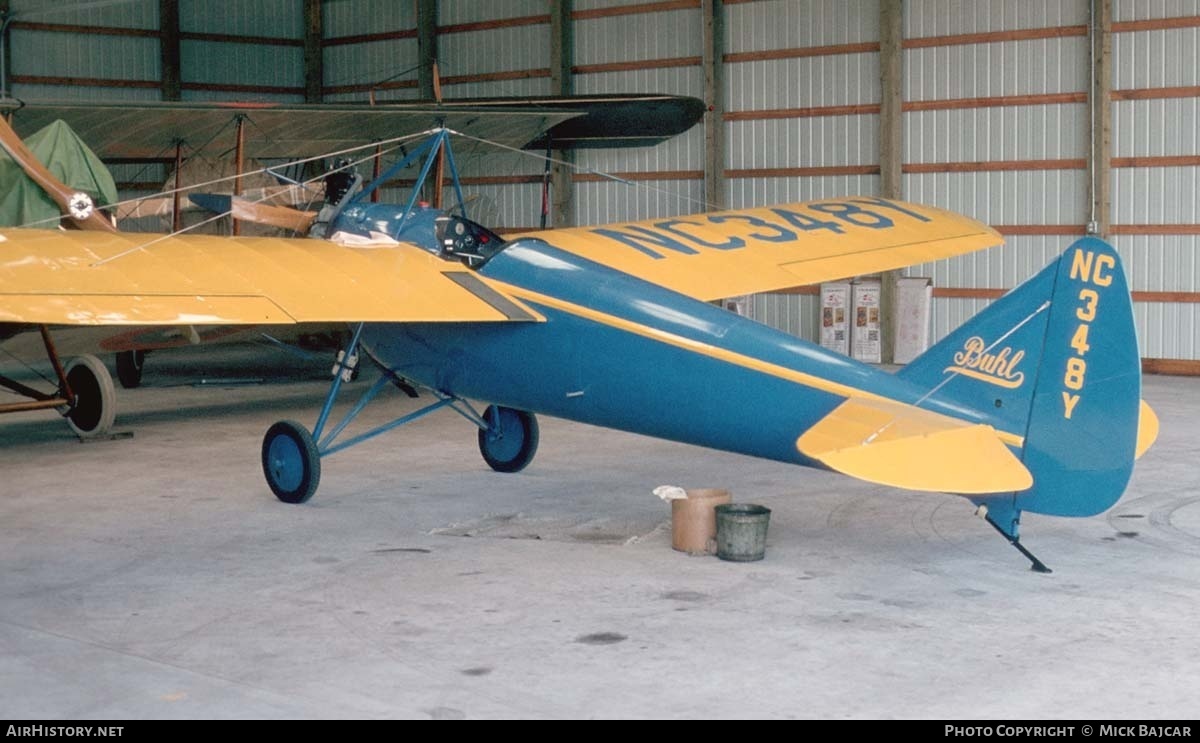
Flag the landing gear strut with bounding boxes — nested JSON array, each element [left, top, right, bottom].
[[261, 324, 538, 503], [0, 327, 116, 438]]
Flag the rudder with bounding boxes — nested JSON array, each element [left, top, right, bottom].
[[1012, 237, 1141, 520], [897, 237, 1142, 537]]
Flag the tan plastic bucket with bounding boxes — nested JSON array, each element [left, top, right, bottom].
[[671, 488, 732, 554]]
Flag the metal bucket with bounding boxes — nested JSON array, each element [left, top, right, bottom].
[[715, 504, 771, 562]]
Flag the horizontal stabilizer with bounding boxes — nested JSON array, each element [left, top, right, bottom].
[[1137, 400, 1159, 460], [796, 398, 1033, 494]]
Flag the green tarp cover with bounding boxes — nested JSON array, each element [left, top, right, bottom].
[[0, 119, 118, 227]]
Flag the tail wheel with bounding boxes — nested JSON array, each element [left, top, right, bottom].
[[62, 355, 116, 438], [115, 350, 146, 389], [262, 420, 321, 504], [478, 405, 539, 473]]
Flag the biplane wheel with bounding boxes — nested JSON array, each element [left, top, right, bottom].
[[262, 420, 321, 504], [478, 405, 539, 473], [115, 350, 146, 389], [62, 354, 116, 438]]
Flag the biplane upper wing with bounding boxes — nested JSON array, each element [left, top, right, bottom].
[[0, 101, 579, 160], [0, 95, 706, 160], [524, 198, 1002, 301], [0, 229, 538, 325]]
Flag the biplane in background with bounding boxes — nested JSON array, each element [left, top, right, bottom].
[[0, 94, 705, 420], [0, 122, 1157, 570]]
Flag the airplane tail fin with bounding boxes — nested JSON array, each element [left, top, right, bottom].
[[896, 236, 1150, 538]]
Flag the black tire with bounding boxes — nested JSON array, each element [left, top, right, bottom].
[[477, 405, 539, 473], [63, 355, 116, 437], [115, 350, 146, 389], [262, 420, 321, 504]]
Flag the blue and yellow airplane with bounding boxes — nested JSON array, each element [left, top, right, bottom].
[[0, 128, 1157, 569]]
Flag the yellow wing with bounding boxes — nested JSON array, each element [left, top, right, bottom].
[[0, 229, 538, 325], [527, 198, 1002, 300], [797, 397, 1033, 494], [0, 198, 998, 327]]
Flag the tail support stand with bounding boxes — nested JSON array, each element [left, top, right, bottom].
[[982, 513, 1053, 574]]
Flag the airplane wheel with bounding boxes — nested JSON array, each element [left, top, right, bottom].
[[115, 350, 145, 389], [478, 405, 538, 473], [62, 354, 116, 438], [262, 420, 321, 504]]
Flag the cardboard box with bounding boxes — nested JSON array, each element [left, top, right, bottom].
[[819, 282, 852, 356], [895, 277, 933, 364], [851, 279, 882, 363]]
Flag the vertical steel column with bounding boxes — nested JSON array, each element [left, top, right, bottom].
[[549, 0, 576, 228], [702, 0, 726, 210], [159, 0, 181, 101], [0, 2, 13, 100], [417, 0, 438, 101], [878, 0, 905, 365], [1088, 0, 1113, 238], [304, 0, 323, 103]]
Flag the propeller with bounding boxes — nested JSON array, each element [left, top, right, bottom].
[[0, 115, 117, 232]]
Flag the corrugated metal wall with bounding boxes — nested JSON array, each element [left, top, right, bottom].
[[5, 1, 307, 103], [5, 0, 160, 102], [901, 0, 1092, 344], [1112, 0, 1200, 361], [732, 0, 1198, 364], [7, 0, 158, 26], [5, 0, 164, 211], [438, 0, 547, 97], [573, 1, 707, 225], [431, 0, 550, 229], [438, 0, 550, 98], [179, 0, 304, 103], [727, 0, 883, 337], [322, 0, 418, 102]]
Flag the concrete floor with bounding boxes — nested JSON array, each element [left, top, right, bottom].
[[1, 344, 1198, 719]]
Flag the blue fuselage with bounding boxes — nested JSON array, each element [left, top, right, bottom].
[[359, 238, 967, 468]]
